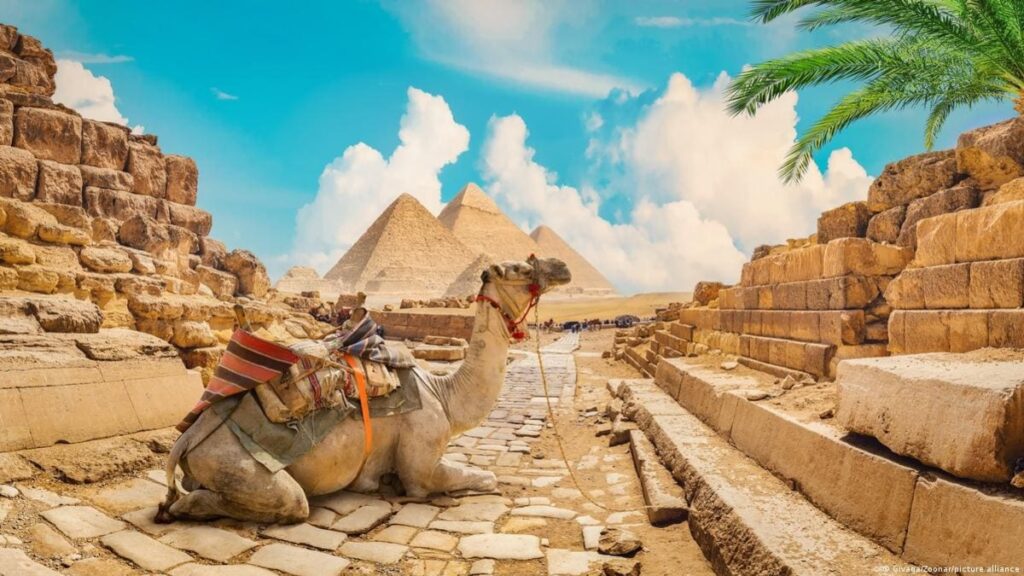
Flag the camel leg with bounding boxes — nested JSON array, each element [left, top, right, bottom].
[[168, 425, 309, 524]]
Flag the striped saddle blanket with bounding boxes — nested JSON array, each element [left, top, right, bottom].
[[177, 324, 412, 432]]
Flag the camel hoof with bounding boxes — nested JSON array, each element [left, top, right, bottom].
[[154, 503, 175, 524]]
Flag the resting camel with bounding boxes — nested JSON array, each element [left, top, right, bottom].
[[157, 256, 571, 524]]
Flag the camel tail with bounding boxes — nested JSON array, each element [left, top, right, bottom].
[[155, 426, 191, 523]]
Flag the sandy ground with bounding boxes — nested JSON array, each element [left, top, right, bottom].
[[385, 292, 693, 323]]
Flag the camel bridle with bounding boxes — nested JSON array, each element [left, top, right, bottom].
[[475, 258, 543, 342]]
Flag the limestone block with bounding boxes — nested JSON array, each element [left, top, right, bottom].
[[0, 99, 12, 146], [0, 53, 13, 83], [34, 202, 90, 230], [9, 59, 55, 96], [35, 159, 82, 205], [164, 155, 198, 205], [170, 320, 216, 349], [823, 238, 909, 278], [968, 257, 1022, 309], [814, 276, 880, 311], [817, 201, 870, 244], [168, 203, 212, 236], [910, 212, 957, 268], [990, 310, 1024, 348], [954, 200, 1024, 263], [15, 33, 57, 79], [865, 206, 905, 244], [0, 235, 35, 264], [196, 265, 237, 300], [79, 165, 132, 191], [956, 117, 1024, 190], [837, 349, 1024, 482], [0, 145, 38, 200], [890, 310, 997, 354], [27, 297, 103, 333], [693, 281, 724, 306], [37, 223, 90, 246], [983, 176, 1024, 206], [920, 263, 970, 309], [866, 150, 960, 212], [199, 236, 227, 269], [778, 244, 825, 284], [897, 182, 979, 249], [127, 141, 166, 198], [0, 266, 16, 290], [222, 249, 270, 298], [118, 214, 173, 256], [84, 186, 167, 222], [80, 119, 128, 170], [79, 246, 133, 273], [884, 268, 926, 309], [0, 197, 56, 238], [14, 107, 81, 164], [16, 266, 57, 293]]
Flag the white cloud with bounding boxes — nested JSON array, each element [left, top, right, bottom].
[[56, 51, 133, 64], [387, 0, 644, 98], [211, 87, 238, 101], [285, 87, 470, 272], [620, 72, 872, 251], [53, 59, 131, 125], [635, 16, 751, 28], [481, 114, 747, 294]]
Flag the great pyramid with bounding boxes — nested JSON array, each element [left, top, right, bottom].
[[531, 225, 617, 295], [323, 194, 478, 297], [438, 183, 541, 264]]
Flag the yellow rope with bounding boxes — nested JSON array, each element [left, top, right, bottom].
[[533, 307, 642, 514]]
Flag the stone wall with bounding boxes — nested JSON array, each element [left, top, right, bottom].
[[369, 310, 474, 341]]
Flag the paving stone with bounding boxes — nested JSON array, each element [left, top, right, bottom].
[[511, 505, 577, 520], [497, 475, 530, 486], [0, 485, 18, 498], [41, 506, 125, 539], [310, 491, 384, 515], [121, 506, 178, 536], [332, 503, 393, 534], [65, 558, 135, 576], [170, 564, 277, 576], [582, 525, 603, 550], [27, 523, 75, 558], [340, 540, 409, 564], [159, 525, 258, 561], [428, 520, 494, 535], [373, 524, 418, 544], [18, 486, 79, 507], [102, 529, 192, 571], [306, 507, 337, 529], [457, 533, 544, 560], [391, 502, 440, 528], [89, 478, 166, 515], [575, 515, 601, 526], [262, 522, 346, 551], [436, 501, 508, 522], [145, 470, 168, 486], [605, 511, 643, 525], [551, 488, 583, 500], [514, 497, 551, 506], [410, 529, 459, 551], [546, 549, 602, 576], [469, 559, 495, 575], [249, 543, 350, 576], [0, 548, 60, 576], [463, 427, 495, 439], [532, 476, 563, 488], [495, 453, 523, 467]]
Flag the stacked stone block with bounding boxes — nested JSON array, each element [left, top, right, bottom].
[[0, 24, 324, 384]]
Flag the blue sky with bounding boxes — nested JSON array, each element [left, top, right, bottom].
[[4, 0, 1013, 293]]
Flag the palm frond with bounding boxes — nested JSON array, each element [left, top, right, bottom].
[[750, 0, 822, 23]]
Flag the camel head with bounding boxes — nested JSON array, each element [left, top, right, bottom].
[[477, 256, 571, 340]]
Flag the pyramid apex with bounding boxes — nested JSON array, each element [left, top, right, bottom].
[[449, 183, 500, 214]]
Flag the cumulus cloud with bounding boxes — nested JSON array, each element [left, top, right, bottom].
[[481, 114, 747, 293], [211, 87, 238, 101], [285, 87, 470, 272], [56, 51, 133, 64], [386, 0, 644, 98], [53, 59, 131, 125]]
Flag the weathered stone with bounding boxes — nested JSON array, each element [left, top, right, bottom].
[[898, 183, 979, 248], [817, 201, 870, 243], [332, 504, 393, 534], [437, 501, 508, 522], [28, 522, 76, 558], [984, 176, 1024, 206], [17, 265, 60, 293], [510, 505, 576, 520], [14, 107, 82, 164], [159, 525, 258, 562], [83, 186, 166, 222], [34, 202, 89, 230], [249, 543, 350, 576], [0, 99, 11, 146], [66, 558, 136, 576], [457, 534, 543, 560], [0, 145, 38, 200], [867, 150, 960, 212], [692, 281, 724, 306], [15, 33, 57, 78], [428, 520, 494, 535], [118, 214, 172, 255], [28, 296, 102, 333], [170, 563, 277, 576], [838, 349, 1024, 482], [89, 478, 166, 515], [199, 236, 227, 268], [598, 527, 641, 556], [0, 235, 34, 264], [79, 246, 133, 273], [102, 530, 192, 571], [91, 217, 118, 243], [262, 522, 347, 551], [165, 155, 198, 205], [822, 238, 909, 278], [81, 120, 128, 170], [918, 263, 970, 309], [168, 202, 212, 236], [0, 548, 61, 576], [409, 529, 458, 552], [78, 165, 132, 191], [126, 141, 166, 198], [969, 258, 1024, 308], [33, 160, 82, 205], [391, 502, 441, 528], [41, 505, 126, 539], [956, 117, 1024, 189], [222, 249, 270, 297], [865, 205, 905, 244], [170, 320, 216, 348], [954, 200, 1024, 263], [628, 429, 687, 526]]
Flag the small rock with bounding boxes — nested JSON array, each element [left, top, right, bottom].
[[720, 360, 739, 371], [781, 376, 797, 390], [819, 408, 835, 420], [0, 484, 19, 498], [742, 390, 770, 401], [598, 527, 642, 557], [469, 559, 495, 575], [603, 559, 642, 576]]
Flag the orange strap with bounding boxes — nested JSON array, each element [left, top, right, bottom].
[[343, 354, 373, 460]]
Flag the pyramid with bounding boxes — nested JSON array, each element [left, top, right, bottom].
[[530, 225, 617, 295], [444, 253, 496, 298], [324, 194, 478, 297], [438, 183, 541, 264]]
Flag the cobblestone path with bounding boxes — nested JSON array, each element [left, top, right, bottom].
[[0, 334, 668, 575]]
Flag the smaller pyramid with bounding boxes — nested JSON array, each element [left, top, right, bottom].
[[438, 183, 540, 264], [444, 254, 496, 298], [531, 225, 616, 295], [324, 194, 478, 297]]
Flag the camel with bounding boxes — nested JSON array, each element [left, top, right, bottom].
[[157, 256, 571, 524]]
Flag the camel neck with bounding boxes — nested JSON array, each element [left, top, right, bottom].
[[436, 293, 512, 435]]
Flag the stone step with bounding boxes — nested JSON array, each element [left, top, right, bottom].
[[739, 334, 833, 378], [721, 275, 883, 311], [614, 377, 910, 575], [645, 359, 1024, 569]]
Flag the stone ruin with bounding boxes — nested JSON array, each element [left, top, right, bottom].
[[612, 113, 1024, 569], [0, 24, 332, 451]]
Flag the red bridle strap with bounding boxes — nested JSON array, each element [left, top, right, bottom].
[[475, 283, 541, 341]]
